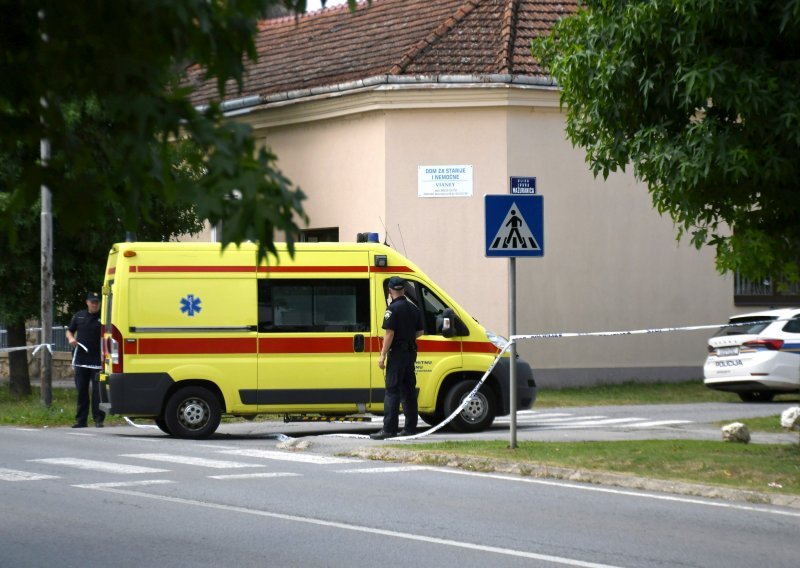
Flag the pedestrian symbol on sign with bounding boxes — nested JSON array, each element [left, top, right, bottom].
[[489, 203, 541, 251]]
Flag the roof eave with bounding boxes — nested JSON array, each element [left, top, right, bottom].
[[195, 74, 559, 116]]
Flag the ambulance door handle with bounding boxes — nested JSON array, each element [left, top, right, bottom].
[[353, 334, 365, 353]]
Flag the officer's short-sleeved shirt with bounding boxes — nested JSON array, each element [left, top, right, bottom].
[[382, 296, 424, 344], [68, 309, 102, 365]]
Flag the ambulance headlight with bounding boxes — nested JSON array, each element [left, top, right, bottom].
[[485, 330, 508, 350]]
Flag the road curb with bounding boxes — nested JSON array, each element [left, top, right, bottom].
[[347, 447, 800, 510]]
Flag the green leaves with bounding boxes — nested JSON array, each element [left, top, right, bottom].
[[533, 0, 800, 282], [0, 0, 310, 262]]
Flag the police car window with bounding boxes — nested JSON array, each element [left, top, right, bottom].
[[259, 279, 369, 333], [783, 316, 800, 334]]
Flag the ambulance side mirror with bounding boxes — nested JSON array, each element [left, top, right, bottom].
[[440, 308, 466, 338]]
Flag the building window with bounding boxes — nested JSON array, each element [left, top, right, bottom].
[[300, 227, 339, 242], [734, 273, 800, 306]]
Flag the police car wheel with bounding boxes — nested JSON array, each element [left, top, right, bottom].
[[444, 380, 496, 433], [738, 391, 775, 402], [164, 387, 221, 439]]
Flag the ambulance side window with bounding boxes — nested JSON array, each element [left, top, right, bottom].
[[419, 285, 449, 335], [383, 279, 448, 335], [258, 279, 370, 333]]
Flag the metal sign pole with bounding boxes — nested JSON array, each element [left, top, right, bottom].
[[509, 257, 517, 449]]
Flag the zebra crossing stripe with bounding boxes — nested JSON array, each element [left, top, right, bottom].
[[29, 458, 168, 474], [627, 420, 693, 428], [219, 449, 360, 465], [121, 453, 264, 469], [336, 466, 431, 474], [208, 472, 302, 480], [73, 480, 174, 489], [0, 467, 59, 481]]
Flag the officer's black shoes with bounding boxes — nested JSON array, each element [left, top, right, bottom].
[[95, 422, 104, 428], [369, 430, 396, 440], [71, 423, 87, 428], [398, 430, 417, 437]]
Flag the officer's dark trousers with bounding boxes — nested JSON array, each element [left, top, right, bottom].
[[74, 367, 105, 425], [383, 349, 418, 434]]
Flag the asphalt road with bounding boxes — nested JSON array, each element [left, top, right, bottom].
[[2, 402, 799, 567]]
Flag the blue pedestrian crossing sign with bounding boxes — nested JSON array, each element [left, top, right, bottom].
[[485, 195, 544, 257]]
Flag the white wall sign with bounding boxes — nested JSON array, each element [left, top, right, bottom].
[[417, 165, 473, 198]]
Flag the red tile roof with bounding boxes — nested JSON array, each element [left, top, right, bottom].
[[187, 0, 577, 106]]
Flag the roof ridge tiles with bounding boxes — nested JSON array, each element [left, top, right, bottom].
[[494, 0, 519, 75], [388, 0, 482, 76]]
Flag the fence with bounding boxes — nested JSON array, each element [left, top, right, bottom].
[[0, 326, 71, 352]]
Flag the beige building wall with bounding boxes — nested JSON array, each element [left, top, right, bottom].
[[505, 105, 733, 385], [216, 84, 736, 386]]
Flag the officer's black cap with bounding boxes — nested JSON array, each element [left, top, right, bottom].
[[387, 276, 406, 290], [86, 292, 101, 302]]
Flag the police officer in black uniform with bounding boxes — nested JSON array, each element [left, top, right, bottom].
[[370, 276, 424, 440], [66, 292, 105, 428]]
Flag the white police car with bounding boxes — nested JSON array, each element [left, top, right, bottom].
[[704, 308, 800, 402]]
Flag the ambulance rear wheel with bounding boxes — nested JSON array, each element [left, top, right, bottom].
[[155, 418, 171, 435], [444, 380, 496, 432], [164, 387, 221, 439]]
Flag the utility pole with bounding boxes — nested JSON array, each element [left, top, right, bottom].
[[39, 9, 53, 407], [40, 114, 53, 407]]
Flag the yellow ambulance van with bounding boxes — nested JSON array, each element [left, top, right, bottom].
[[98, 241, 536, 438]]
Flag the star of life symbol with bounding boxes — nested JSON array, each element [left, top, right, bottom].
[[180, 294, 202, 317], [489, 202, 541, 251]]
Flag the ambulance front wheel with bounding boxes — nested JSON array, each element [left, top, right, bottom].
[[444, 380, 496, 432], [164, 386, 221, 439]]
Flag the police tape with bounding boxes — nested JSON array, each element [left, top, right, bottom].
[[109, 317, 781, 439], [360, 317, 787, 442], [0, 343, 53, 355], [70, 342, 102, 371]]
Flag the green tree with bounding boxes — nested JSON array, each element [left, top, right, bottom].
[[534, 0, 800, 283], [1, 109, 204, 398], [0, 0, 327, 261]]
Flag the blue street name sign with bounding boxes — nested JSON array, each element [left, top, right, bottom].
[[485, 194, 544, 257], [510, 176, 537, 195]]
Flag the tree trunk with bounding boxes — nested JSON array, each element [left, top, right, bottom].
[[7, 321, 32, 398]]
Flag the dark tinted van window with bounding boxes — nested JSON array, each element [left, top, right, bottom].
[[258, 279, 369, 333]]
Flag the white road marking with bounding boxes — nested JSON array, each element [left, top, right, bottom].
[[336, 466, 432, 474], [627, 420, 693, 428], [29, 458, 168, 474], [208, 472, 302, 480], [541, 418, 647, 428], [219, 449, 360, 465], [78, 485, 626, 568], [501, 413, 695, 429], [0, 467, 59, 481], [512, 415, 608, 424], [436, 469, 800, 519], [73, 480, 174, 489], [194, 444, 238, 450], [121, 453, 264, 469]]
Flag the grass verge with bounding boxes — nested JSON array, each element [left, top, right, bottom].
[[0, 386, 278, 427], [0, 387, 127, 427], [405, 439, 800, 495]]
